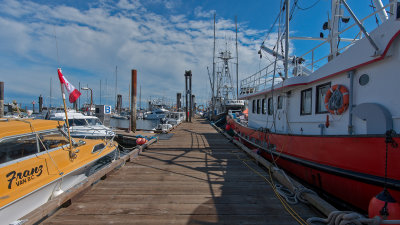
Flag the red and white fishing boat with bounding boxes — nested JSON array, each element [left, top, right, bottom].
[[228, 0, 400, 212]]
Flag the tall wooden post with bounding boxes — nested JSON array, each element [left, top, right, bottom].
[[189, 71, 192, 122], [39, 95, 43, 113], [177, 93, 181, 110], [130, 69, 137, 133], [184, 71, 189, 122], [0, 82, 4, 118]]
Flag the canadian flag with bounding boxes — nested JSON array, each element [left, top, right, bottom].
[[57, 68, 81, 103]]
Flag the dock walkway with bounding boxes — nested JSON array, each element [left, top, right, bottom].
[[43, 118, 318, 224]]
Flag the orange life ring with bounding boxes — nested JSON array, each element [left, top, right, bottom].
[[324, 84, 349, 115]]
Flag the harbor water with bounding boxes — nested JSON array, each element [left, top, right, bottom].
[[109, 118, 160, 130]]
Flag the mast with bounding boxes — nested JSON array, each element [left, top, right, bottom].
[[212, 13, 216, 117], [235, 15, 239, 99], [50, 77, 52, 108], [372, 0, 388, 22], [100, 79, 102, 104], [329, 0, 340, 61], [139, 85, 142, 110], [284, 0, 290, 79]]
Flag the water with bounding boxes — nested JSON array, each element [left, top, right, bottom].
[[109, 118, 159, 130]]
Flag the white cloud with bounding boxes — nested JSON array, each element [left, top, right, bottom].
[[0, 0, 271, 108], [194, 6, 215, 18]]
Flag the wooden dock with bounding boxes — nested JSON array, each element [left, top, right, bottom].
[[42, 118, 319, 225]]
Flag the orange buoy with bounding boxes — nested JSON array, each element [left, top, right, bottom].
[[368, 189, 400, 221], [324, 84, 349, 115], [142, 138, 148, 144], [136, 138, 143, 145]]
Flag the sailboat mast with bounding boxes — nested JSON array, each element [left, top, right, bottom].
[[100, 79, 102, 104], [212, 13, 216, 116], [50, 77, 52, 108], [235, 15, 239, 99], [284, 0, 290, 79]]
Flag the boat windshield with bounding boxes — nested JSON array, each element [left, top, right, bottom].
[[0, 130, 69, 164], [86, 118, 102, 126], [68, 119, 87, 126]]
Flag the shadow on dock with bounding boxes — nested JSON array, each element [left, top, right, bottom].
[[41, 118, 319, 225]]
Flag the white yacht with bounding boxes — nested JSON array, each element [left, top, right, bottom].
[[49, 110, 115, 139], [145, 107, 169, 120]]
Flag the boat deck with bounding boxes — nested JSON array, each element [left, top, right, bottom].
[[42, 118, 319, 224]]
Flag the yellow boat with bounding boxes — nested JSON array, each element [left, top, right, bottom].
[[0, 119, 118, 224]]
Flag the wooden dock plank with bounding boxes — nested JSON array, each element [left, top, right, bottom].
[[42, 118, 319, 225]]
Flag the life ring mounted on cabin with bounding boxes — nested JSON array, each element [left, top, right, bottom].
[[324, 84, 349, 115]]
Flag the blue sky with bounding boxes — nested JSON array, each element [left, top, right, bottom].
[[0, 0, 388, 110]]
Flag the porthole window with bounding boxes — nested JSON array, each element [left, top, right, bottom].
[[359, 74, 369, 86]]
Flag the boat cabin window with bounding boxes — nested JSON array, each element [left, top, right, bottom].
[[0, 130, 69, 164], [252, 100, 256, 113], [68, 119, 87, 126], [268, 97, 273, 115], [87, 118, 102, 126], [278, 96, 283, 109], [256, 99, 260, 114], [316, 83, 331, 114], [262, 99, 266, 114], [37, 130, 70, 152], [301, 88, 312, 115], [92, 143, 105, 153]]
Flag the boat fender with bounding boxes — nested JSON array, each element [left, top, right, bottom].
[[225, 124, 231, 131], [136, 138, 143, 145], [368, 189, 400, 220], [324, 84, 349, 115]]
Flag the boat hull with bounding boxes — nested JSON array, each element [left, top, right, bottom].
[[227, 117, 400, 211], [0, 148, 117, 225]]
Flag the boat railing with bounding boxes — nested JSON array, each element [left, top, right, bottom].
[[240, 61, 284, 95], [299, 1, 393, 71], [224, 99, 246, 105], [239, 2, 395, 97]]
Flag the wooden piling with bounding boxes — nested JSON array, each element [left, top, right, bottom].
[[130, 69, 137, 133], [189, 72, 192, 122], [184, 71, 188, 122], [0, 82, 3, 118], [39, 95, 43, 113]]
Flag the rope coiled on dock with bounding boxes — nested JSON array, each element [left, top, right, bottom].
[[307, 211, 383, 225]]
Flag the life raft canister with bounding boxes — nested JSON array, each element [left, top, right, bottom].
[[324, 84, 349, 115]]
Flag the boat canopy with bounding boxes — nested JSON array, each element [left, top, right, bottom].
[[0, 119, 64, 139]]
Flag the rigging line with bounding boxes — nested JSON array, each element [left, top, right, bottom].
[[296, 0, 321, 11], [289, 0, 298, 21], [53, 26, 60, 67], [262, 0, 285, 45]]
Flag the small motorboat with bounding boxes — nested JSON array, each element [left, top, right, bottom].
[[0, 118, 118, 224]]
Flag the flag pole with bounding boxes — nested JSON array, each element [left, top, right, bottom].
[[59, 71, 75, 160]]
